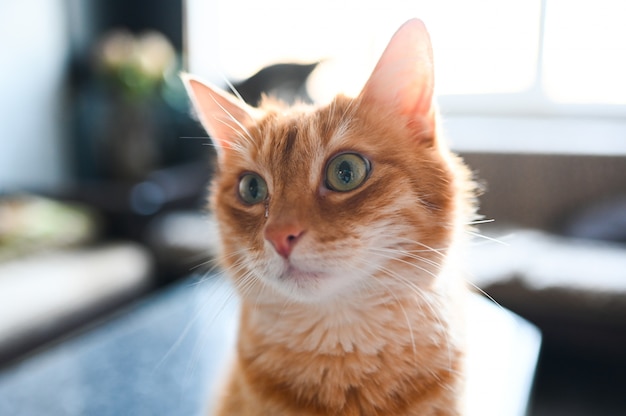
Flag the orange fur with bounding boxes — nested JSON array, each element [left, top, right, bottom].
[[184, 19, 478, 416]]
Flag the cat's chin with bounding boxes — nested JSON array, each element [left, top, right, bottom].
[[282, 265, 323, 282], [265, 264, 360, 304]]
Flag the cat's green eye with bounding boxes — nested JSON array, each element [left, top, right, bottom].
[[325, 153, 371, 192], [238, 173, 268, 205]]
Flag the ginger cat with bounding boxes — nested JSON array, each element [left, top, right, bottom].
[[183, 19, 478, 416]]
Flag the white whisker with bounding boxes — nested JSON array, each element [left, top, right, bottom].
[[466, 280, 504, 311], [466, 230, 509, 246], [221, 74, 246, 104], [466, 218, 494, 226]]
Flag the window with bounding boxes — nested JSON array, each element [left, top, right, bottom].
[[543, 0, 626, 106], [186, 0, 626, 153]]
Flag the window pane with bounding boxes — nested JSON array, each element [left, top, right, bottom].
[[543, 0, 626, 104], [425, 0, 541, 96], [190, 0, 541, 101]]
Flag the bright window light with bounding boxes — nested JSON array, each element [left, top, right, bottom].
[[543, 0, 626, 105], [193, 0, 541, 101], [186, 0, 626, 114]]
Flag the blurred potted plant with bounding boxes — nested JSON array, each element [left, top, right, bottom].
[[93, 29, 177, 181]]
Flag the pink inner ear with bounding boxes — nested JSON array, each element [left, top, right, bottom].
[[359, 19, 434, 121], [181, 74, 256, 160]]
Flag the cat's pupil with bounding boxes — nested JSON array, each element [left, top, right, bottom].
[[248, 178, 259, 198], [337, 161, 353, 184]]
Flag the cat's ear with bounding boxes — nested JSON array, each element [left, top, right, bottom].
[[181, 73, 258, 160], [359, 19, 435, 134]]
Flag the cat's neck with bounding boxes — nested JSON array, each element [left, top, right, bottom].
[[239, 265, 464, 356], [234, 270, 466, 415]]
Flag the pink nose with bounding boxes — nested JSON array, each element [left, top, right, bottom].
[[264, 224, 305, 259]]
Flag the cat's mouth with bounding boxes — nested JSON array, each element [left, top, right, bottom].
[[273, 263, 337, 301], [269, 260, 360, 302], [281, 264, 323, 282]]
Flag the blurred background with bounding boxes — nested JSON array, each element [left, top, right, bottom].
[[1, 0, 625, 415]]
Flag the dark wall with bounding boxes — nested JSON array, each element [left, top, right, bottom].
[[90, 1, 183, 49], [68, 0, 183, 56]]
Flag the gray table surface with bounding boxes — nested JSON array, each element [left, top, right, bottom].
[[0, 275, 540, 416]]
